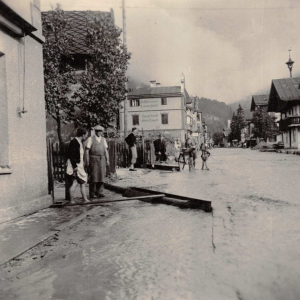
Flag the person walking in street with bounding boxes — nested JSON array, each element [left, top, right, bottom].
[[85, 125, 109, 198], [126, 127, 138, 171], [200, 144, 211, 170], [66, 128, 90, 204]]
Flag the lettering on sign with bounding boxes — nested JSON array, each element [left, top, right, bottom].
[[141, 113, 160, 123], [141, 99, 159, 109]]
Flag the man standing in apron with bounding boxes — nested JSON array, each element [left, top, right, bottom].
[[85, 125, 109, 198]]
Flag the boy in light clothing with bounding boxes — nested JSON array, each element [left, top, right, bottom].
[[201, 147, 211, 170]]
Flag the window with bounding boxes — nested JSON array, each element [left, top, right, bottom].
[[130, 99, 140, 107], [132, 115, 139, 126], [161, 98, 167, 105], [161, 113, 168, 125]]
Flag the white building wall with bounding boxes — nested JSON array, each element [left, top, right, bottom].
[[120, 96, 186, 140], [0, 0, 51, 223]]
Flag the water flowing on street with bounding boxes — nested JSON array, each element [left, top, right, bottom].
[[1, 149, 300, 300]]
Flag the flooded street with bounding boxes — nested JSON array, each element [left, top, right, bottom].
[[1, 149, 300, 300], [0, 203, 215, 300]]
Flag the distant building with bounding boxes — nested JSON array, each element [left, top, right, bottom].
[[121, 76, 192, 142], [268, 77, 300, 149], [0, 0, 51, 222], [250, 94, 281, 143], [250, 94, 269, 111]]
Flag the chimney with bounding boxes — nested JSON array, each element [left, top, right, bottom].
[[181, 73, 185, 93], [150, 80, 156, 87], [156, 82, 161, 87]]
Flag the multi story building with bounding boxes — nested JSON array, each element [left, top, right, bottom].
[[250, 94, 281, 143], [121, 76, 192, 142], [268, 77, 300, 149], [0, 0, 51, 222]]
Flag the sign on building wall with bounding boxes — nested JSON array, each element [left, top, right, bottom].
[[141, 112, 160, 124], [141, 99, 160, 109]]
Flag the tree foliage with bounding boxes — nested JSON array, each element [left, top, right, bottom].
[[251, 109, 278, 142], [229, 104, 246, 142], [42, 5, 77, 144], [212, 132, 224, 145], [73, 14, 131, 129]]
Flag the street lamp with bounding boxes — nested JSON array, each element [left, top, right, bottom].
[[286, 49, 294, 78]]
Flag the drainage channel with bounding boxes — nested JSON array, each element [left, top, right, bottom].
[[105, 183, 212, 213], [51, 183, 212, 213]]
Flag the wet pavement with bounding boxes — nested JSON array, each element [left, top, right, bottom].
[[1, 148, 300, 300]]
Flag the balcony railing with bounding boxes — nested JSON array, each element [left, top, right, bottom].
[[278, 116, 300, 131]]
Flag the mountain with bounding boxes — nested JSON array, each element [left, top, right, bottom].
[[228, 98, 252, 120], [195, 97, 252, 134]]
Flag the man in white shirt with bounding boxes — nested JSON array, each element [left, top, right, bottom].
[[85, 125, 109, 198]]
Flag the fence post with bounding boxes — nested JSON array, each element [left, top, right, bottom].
[[47, 140, 55, 202], [142, 137, 145, 165]]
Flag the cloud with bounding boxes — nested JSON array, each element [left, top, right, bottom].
[[41, 0, 300, 104]]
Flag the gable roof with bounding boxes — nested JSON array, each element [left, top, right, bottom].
[[128, 86, 191, 103], [42, 10, 114, 55], [268, 77, 300, 112], [250, 94, 269, 111]]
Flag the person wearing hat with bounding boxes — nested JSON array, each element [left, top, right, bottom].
[[153, 133, 167, 163], [85, 125, 109, 198]]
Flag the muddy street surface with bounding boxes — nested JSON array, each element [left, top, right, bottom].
[[1, 148, 300, 300]]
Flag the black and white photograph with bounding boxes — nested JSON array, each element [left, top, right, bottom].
[[0, 0, 300, 299]]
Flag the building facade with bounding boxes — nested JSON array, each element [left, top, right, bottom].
[[189, 96, 204, 146], [121, 78, 191, 142], [251, 94, 281, 143], [269, 77, 300, 149], [0, 0, 52, 223]]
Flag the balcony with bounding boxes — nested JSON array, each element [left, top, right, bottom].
[[278, 116, 300, 131]]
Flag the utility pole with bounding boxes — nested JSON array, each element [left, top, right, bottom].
[[122, 0, 128, 137]]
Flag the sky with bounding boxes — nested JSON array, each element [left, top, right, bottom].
[[41, 0, 300, 104]]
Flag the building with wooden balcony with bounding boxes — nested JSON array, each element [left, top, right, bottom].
[[268, 77, 300, 148], [251, 94, 281, 143]]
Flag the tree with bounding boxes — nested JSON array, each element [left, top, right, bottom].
[[73, 14, 131, 129], [228, 104, 246, 142], [42, 5, 77, 145], [251, 109, 278, 142], [212, 132, 224, 145]]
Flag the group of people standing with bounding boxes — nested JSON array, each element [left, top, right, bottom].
[[66, 127, 212, 203], [66, 125, 109, 204], [175, 138, 211, 171]]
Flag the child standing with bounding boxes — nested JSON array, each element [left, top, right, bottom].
[[201, 147, 211, 170]]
